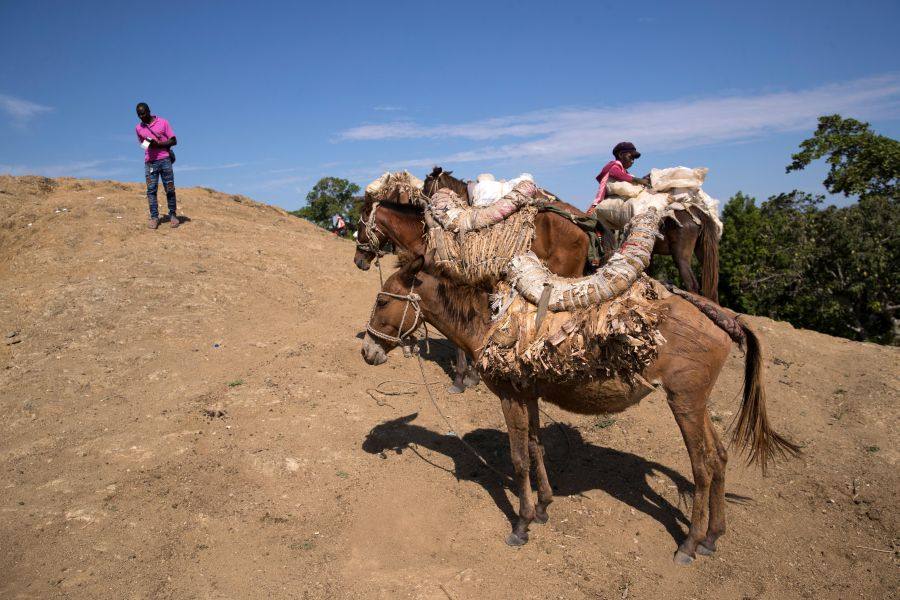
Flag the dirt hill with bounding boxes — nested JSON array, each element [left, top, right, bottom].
[[0, 175, 897, 599]]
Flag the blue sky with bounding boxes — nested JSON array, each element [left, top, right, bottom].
[[1, 0, 898, 211]]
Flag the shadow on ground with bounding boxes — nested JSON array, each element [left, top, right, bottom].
[[362, 413, 707, 545]]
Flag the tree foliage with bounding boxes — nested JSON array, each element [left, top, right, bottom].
[[718, 191, 898, 344], [786, 114, 900, 198], [290, 177, 362, 235]]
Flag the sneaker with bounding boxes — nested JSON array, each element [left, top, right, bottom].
[[148, 217, 160, 229], [169, 215, 180, 228]]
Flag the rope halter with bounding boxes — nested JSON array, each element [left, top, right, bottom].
[[355, 201, 387, 257], [365, 282, 427, 354]]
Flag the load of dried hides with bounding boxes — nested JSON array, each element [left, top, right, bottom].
[[480, 276, 668, 386], [365, 171, 426, 205], [506, 207, 663, 311], [426, 181, 541, 286]]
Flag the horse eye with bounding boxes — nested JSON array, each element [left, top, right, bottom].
[[376, 299, 388, 307]]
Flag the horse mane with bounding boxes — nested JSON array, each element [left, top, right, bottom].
[[434, 278, 488, 336]]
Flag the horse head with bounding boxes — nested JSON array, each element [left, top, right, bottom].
[[353, 197, 389, 270], [361, 255, 426, 365]]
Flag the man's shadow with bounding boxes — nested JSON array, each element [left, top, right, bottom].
[[363, 413, 750, 545]]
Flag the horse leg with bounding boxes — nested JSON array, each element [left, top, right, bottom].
[[526, 398, 553, 524], [698, 412, 728, 555], [462, 357, 480, 388], [669, 224, 701, 294], [448, 346, 468, 394], [667, 393, 715, 565], [500, 395, 535, 546]]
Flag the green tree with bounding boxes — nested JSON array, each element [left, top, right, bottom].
[[290, 177, 361, 235], [786, 114, 900, 198], [718, 191, 899, 344]]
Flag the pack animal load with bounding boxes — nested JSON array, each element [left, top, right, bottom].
[[425, 179, 545, 286], [480, 207, 668, 393], [594, 166, 724, 239], [481, 275, 667, 400], [365, 170, 426, 205]]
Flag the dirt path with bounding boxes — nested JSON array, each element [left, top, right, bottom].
[[1, 176, 897, 599]]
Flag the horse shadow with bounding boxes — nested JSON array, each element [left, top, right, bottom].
[[362, 412, 712, 545]]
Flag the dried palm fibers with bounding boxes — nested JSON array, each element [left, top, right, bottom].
[[506, 208, 662, 312], [365, 171, 426, 205], [480, 276, 669, 385], [426, 180, 543, 286]]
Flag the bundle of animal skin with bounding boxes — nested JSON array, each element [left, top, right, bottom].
[[595, 166, 723, 238], [426, 181, 542, 286], [506, 207, 663, 312], [428, 179, 540, 233], [479, 275, 668, 386], [466, 173, 536, 207], [364, 171, 426, 205]]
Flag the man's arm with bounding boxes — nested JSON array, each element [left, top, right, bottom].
[[150, 136, 177, 149]]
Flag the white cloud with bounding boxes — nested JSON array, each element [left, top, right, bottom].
[[339, 74, 900, 168], [0, 93, 53, 126], [373, 105, 405, 112]]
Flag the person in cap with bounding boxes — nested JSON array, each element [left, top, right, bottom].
[[589, 142, 650, 213]]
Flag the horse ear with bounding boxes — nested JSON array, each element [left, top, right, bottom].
[[445, 170, 453, 176], [430, 166, 442, 177], [399, 254, 426, 282]]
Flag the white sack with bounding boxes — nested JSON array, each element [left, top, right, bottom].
[[606, 180, 644, 198], [650, 166, 708, 191], [469, 172, 536, 207]]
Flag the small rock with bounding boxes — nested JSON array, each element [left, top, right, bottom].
[[6, 331, 18, 338]]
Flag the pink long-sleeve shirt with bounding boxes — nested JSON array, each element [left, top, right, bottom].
[[589, 160, 634, 211]]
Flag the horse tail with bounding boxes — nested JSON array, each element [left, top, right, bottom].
[[665, 285, 800, 473], [696, 209, 720, 303], [732, 317, 801, 473]]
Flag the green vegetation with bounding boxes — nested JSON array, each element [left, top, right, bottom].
[[655, 115, 898, 345], [289, 177, 362, 237], [227, 379, 244, 387]]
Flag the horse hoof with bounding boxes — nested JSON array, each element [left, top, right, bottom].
[[673, 550, 694, 565], [697, 541, 716, 556], [462, 374, 480, 388], [447, 384, 465, 395], [534, 509, 549, 524], [505, 532, 528, 547]]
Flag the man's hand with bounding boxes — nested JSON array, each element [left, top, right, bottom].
[[633, 177, 650, 187]]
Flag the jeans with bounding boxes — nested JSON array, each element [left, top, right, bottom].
[[145, 157, 177, 219]]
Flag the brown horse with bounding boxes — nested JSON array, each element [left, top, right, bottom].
[[361, 256, 798, 564], [353, 167, 590, 392]]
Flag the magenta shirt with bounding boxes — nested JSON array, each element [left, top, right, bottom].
[[594, 160, 634, 185], [135, 116, 174, 162]]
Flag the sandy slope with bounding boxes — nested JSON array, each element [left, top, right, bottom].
[[0, 176, 897, 600]]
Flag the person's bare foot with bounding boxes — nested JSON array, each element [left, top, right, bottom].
[[169, 215, 180, 228], [148, 217, 159, 229]]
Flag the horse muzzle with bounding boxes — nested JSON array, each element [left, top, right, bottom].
[[361, 333, 388, 365]]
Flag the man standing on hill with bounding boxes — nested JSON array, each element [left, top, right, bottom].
[[135, 102, 179, 229]]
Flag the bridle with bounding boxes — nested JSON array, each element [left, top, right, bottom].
[[365, 280, 427, 352], [355, 201, 387, 258]]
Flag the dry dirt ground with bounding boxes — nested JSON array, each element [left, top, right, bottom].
[[0, 176, 897, 600]]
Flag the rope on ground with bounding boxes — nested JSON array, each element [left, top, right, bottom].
[[366, 379, 443, 408], [415, 353, 514, 488]]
